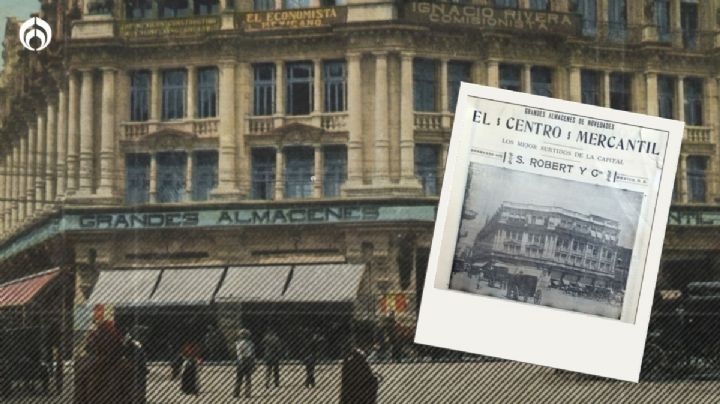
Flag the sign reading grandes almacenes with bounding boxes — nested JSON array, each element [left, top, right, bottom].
[[240, 7, 347, 32], [71, 205, 436, 230], [404, 2, 580, 35]]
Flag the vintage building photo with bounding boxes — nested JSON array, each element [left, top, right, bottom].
[[451, 163, 643, 319]]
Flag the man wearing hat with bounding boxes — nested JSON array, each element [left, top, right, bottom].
[[234, 328, 255, 398]]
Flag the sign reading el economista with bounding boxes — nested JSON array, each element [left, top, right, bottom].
[[415, 83, 683, 382]]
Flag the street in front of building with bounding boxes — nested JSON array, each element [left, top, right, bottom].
[[3, 361, 718, 404]]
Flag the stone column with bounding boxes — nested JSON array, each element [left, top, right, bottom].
[[522, 64, 532, 93], [313, 59, 322, 114], [98, 68, 116, 197], [274, 61, 285, 125], [486, 60, 499, 87], [36, 113, 46, 210], [345, 52, 363, 188], [45, 101, 57, 205], [274, 147, 284, 200], [149, 154, 157, 203], [676, 76, 685, 122], [0, 156, 5, 232], [313, 144, 323, 198], [645, 72, 658, 116], [439, 58, 449, 113], [670, 0, 682, 48], [186, 151, 194, 200], [400, 52, 419, 186], [57, 85, 68, 199], [602, 71, 611, 107], [568, 66, 581, 102], [678, 154, 688, 203], [150, 68, 161, 121], [187, 66, 196, 119], [373, 51, 390, 184], [214, 62, 239, 198], [471, 61, 485, 85], [26, 126, 36, 215], [67, 72, 80, 195], [78, 69, 94, 195], [4, 152, 13, 228], [18, 136, 26, 222], [237, 62, 251, 196], [10, 145, 18, 227]]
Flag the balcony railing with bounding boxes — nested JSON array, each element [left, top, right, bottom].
[[684, 126, 713, 144], [120, 118, 220, 140], [414, 112, 444, 132], [246, 112, 349, 135]]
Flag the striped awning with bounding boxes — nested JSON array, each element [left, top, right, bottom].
[[86, 269, 160, 307], [282, 264, 365, 303], [149, 267, 224, 306], [215, 266, 291, 303]]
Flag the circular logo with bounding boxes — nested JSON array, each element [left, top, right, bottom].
[[19, 17, 52, 52]]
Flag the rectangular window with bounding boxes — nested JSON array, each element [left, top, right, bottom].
[[197, 67, 218, 118], [657, 75, 675, 119], [162, 69, 187, 120], [608, 0, 627, 41], [323, 145, 347, 197], [195, 0, 219, 15], [531, 67, 553, 97], [130, 71, 150, 122], [656, 0, 670, 42], [159, 0, 190, 18], [609, 73, 631, 111], [286, 62, 313, 116], [415, 144, 439, 196], [684, 77, 703, 126], [529, 0, 549, 10], [125, 154, 150, 205], [323, 61, 346, 112], [413, 59, 437, 112], [156, 152, 187, 203], [284, 146, 314, 199], [681, 2, 698, 49], [253, 64, 275, 116], [493, 0, 518, 8], [499, 64, 521, 92], [191, 150, 218, 201], [581, 70, 601, 106], [448, 61, 471, 111], [254, 0, 274, 10], [126, 0, 153, 19], [283, 0, 310, 9], [251, 148, 276, 200], [571, 0, 597, 36]]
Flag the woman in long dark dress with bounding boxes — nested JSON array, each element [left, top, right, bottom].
[[179, 343, 200, 396]]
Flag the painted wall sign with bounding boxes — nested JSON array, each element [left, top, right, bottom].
[[404, 2, 580, 35], [119, 17, 221, 38], [240, 7, 347, 32]]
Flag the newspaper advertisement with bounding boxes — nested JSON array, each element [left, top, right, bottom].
[[415, 83, 683, 382]]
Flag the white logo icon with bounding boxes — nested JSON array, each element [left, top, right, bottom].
[[19, 17, 52, 52]]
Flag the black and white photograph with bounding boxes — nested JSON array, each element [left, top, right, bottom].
[[450, 163, 644, 320]]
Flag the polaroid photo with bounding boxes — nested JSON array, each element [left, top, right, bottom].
[[415, 83, 684, 382]]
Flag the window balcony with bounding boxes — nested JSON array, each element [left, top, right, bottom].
[[120, 118, 219, 140], [413, 112, 448, 133], [245, 112, 348, 135], [684, 126, 713, 145]]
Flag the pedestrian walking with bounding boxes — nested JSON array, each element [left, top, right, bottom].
[[302, 330, 323, 388], [179, 343, 201, 396], [262, 330, 283, 389], [52, 345, 63, 395], [340, 337, 379, 404], [124, 326, 149, 404], [234, 328, 255, 398]]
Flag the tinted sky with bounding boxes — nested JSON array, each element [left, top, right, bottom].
[[0, 0, 41, 69]]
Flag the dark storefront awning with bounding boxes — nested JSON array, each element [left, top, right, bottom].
[[149, 267, 224, 306], [283, 264, 365, 303], [0, 268, 60, 308], [86, 269, 161, 307], [216, 266, 291, 302]]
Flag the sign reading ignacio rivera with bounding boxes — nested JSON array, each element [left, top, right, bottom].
[[404, 2, 580, 35]]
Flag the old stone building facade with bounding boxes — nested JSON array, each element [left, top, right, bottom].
[[0, 0, 719, 356]]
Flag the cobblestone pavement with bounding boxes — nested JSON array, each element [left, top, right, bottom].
[[3, 361, 719, 403]]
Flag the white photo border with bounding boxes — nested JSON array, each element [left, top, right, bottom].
[[414, 83, 684, 382]]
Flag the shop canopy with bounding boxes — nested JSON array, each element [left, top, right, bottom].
[[149, 267, 224, 306], [282, 264, 366, 303], [0, 268, 60, 308], [215, 266, 291, 303], [86, 269, 160, 307]]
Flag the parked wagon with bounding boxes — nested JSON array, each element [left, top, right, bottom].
[[506, 274, 542, 304]]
